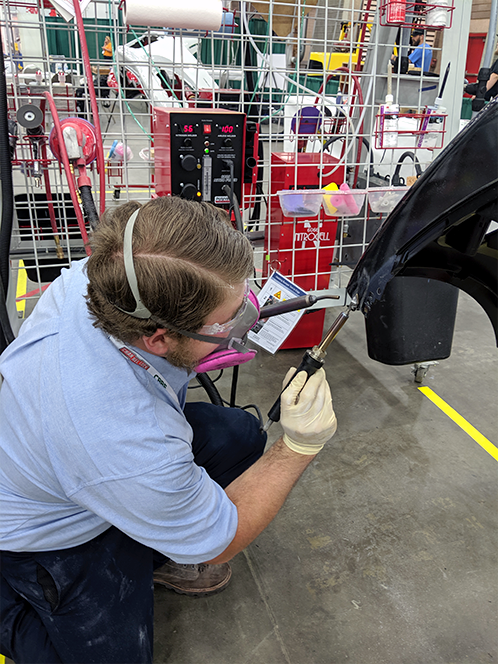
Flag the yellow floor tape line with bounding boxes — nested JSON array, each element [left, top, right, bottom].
[[16, 260, 28, 318], [419, 386, 498, 462], [0, 654, 5, 663]]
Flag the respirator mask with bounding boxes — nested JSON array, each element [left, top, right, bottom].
[[115, 208, 259, 373]]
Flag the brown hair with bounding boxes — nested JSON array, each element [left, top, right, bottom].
[[86, 197, 253, 343]]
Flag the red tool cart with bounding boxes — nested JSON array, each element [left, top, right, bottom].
[[264, 152, 345, 349]]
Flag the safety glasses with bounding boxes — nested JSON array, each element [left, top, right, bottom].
[[198, 280, 250, 336]]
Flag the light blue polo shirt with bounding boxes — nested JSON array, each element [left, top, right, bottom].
[[0, 259, 237, 563], [409, 43, 432, 72]]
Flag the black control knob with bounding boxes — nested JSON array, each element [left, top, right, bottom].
[[183, 137, 193, 147], [180, 183, 197, 200], [223, 138, 233, 147], [181, 154, 197, 171]]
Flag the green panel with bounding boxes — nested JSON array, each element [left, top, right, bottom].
[[45, 17, 75, 60], [286, 73, 339, 96], [199, 18, 285, 67], [45, 18, 114, 61]]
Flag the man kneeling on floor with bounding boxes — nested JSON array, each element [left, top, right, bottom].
[[0, 196, 337, 664]]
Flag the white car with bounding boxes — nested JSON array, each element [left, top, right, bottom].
[[114, 32, 218, 108]]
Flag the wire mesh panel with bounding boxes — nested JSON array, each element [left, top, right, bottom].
[[1, 0, 457, 343]]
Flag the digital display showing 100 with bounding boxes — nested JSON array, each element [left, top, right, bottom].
[[221, 125, 234, 133]]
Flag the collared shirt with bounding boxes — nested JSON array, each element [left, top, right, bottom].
[[0, 259, 237, 563], [409, 43, 433, 72]]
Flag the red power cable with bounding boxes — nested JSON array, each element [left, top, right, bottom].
[[43, 91, 91, 255], [354, 0, 374, 73], [30, 98, 59, 242], [71, 0, 106, 216]]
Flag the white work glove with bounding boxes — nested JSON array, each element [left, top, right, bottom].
[[280, 367, 337, 455]]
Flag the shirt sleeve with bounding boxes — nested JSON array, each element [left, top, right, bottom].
[[409, 47, 422, 67], [69, 447, 238, 564]]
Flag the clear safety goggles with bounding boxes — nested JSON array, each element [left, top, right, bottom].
[[162, 285, 259, 351], [198, 280, 250, 336]]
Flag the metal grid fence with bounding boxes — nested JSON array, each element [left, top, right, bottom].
[[1, 0, 457, 334]]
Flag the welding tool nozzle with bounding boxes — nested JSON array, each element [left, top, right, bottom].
[[262, 306, 352, 433], [317, 308, 351, 354]]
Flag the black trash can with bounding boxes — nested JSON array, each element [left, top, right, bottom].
[[365, 276, 459, 365]]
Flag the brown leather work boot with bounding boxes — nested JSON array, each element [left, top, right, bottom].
[[153, 559, 232, 597]]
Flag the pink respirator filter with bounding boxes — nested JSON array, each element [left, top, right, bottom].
[[194, 291, 260, 373], [195, 347, 258, 373]]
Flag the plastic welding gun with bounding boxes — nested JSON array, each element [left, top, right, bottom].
[[262, 303, 355, 432]]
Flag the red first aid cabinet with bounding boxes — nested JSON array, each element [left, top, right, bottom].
[[265, 152, 344, 349]]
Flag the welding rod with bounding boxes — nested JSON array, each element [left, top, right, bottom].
[[262, 307, 352, 432]]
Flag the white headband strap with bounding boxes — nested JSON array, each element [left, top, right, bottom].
[[116, 208, 153, 319]]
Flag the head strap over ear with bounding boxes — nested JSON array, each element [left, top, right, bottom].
[[116, 208, 153, 319]]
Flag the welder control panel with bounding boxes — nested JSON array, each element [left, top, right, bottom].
[[153, 108, 246, 207]]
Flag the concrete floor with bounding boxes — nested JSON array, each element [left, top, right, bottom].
[[155, 291, 498, 664]]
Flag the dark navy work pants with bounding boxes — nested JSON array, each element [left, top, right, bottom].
[[0, 403, 266, 664]]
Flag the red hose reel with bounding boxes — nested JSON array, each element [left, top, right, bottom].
[[49, 117, 97, 165]]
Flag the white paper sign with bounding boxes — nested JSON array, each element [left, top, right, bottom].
[[248, 272, 307, 354]]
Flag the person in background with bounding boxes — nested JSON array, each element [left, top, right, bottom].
[[0, 196, 338, 664], [464, 43, 498, 101], [408, 28, 433, 73], [97, 35, 113, 106], [3, 54, 13, 75], [76, 35, 114, 113], [102, 35, 113, 60]]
